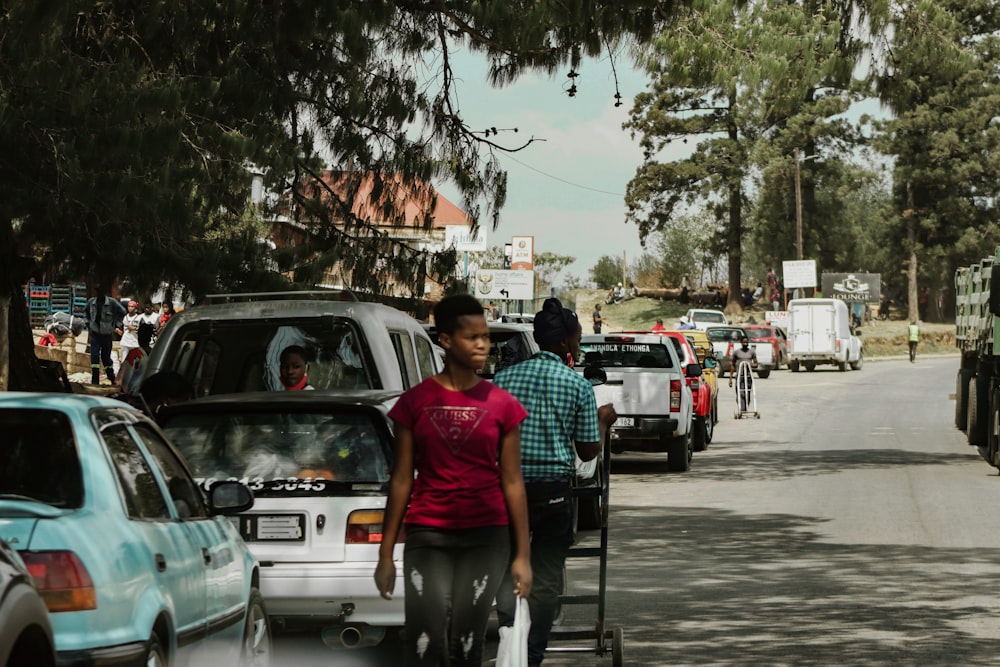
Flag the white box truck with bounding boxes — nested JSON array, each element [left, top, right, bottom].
[[786, 298, 863, 372]]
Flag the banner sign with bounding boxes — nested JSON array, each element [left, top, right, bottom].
[[510, 236, 534, 271], [782, 260, 817, 289], [444, 225, 488, 252], [821, 273, 882, 304]]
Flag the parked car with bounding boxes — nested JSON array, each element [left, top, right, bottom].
[[664, 331, 718, 450], [744, 324, 788, 372], [684, 308, 729, 331], [677, 329, 721, 426], [143, 291, 441, 396], [159, 390, 403, 650], [0, 393, 268, 666], [578, 333, 697, 472], [0, 538, 55, 667], [705, 325, 751, 376]]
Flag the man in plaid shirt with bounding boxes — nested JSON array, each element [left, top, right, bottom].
[[494, 297, 617, 667]]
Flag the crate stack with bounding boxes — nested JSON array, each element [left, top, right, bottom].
[[28, 285, 51, 328], [72, 284, 89, 319], [49, 285, 72, 315]]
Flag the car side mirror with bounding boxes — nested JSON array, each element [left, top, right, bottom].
[[685, 363, 703, 378], [583, 366, 607, 386], [207, 480, 255, 515]]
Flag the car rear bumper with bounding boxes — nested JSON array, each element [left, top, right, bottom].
[[259, 564, 404, 626], [610, 417, 680, 450], [57, 641, 146, 667]]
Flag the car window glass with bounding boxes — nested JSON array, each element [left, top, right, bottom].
[[747, 329, 769, 341], [415, 335, 436, 378], [0, 409, 83, 508], [165, 320, 374, 394], [132, 425, 207, 519], [162, 410, 392, 496], [389, 331, 418, 388], [579, 342, 674, 368], [101, 421, 170, 520]]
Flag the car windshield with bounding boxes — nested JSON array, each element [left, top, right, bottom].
[[161, 409, 391, 496], [580, 342, 675, 368], [747, 329, 772, 341], [694, 312, 726, 324], [0, 409, 83, 508], [707, 328, 744, 343]]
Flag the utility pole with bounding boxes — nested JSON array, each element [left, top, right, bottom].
[[794, 148, 804, 261]]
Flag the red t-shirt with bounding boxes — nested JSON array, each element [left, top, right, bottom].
[[388, 377, 527, 530]]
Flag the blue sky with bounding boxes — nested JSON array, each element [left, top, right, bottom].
[[435, 50, 661, 284]]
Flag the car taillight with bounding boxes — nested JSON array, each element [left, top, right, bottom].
[[835, 339, 842, 352], [670, 379, 681, 410], [726, 342, 733, 358], [21, 551, 96, 612], [346, 510, 406, 544]]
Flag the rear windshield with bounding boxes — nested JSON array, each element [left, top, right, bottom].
[[746, 328, 773, 341], [693, 311, 726, 324], [164, 320, 373, 396], [579, 342, 674, 369], [161, 410, 391, 496], [707, 328, 744, 343], [0, 409, 83, 508]]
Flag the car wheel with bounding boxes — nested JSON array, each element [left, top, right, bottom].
[[837, 360, 848, 372], [145, 635, 167, 667], [576, 457, 604, 531], [692, 416, 708, 452], [790, 361, 800, 373], [850, 352, 863, 370], [805, 363, 816, 372], [704, 410, 714, 444], [666, 429, 692, 472], [242, 589, 272, 666], [756, 369, 770, 379]]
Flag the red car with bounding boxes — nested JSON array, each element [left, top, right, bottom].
[[662, 331, 716, 451], [744, 324, 788, 370]]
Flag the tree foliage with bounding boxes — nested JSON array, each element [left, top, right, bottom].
[[590, 254, 626, 289]]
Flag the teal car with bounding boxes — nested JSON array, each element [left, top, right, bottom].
[[0, 393, 270, 666]]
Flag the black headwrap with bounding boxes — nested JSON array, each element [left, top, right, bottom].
[[533, 298, 579, 346]]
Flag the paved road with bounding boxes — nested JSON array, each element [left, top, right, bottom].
[[277, 355, 1000, 666]]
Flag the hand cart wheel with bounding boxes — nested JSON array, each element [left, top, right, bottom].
[[612, 626, 624, 667]]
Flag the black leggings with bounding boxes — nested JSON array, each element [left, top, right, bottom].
[[402, 525, 510, 666]]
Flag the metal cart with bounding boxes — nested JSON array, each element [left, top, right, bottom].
[[546, 431, 624, 666], [733, 360, 760, 419]]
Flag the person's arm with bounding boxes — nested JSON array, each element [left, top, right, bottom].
[[499, 427, 532, 599], [374, 423, 415, 600], [575, 403, 616, 462]]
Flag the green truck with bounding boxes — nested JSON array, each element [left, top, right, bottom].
[[955, 246, 1000, 466]]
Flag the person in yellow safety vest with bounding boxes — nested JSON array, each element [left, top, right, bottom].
[[908, 321, 920, 363]]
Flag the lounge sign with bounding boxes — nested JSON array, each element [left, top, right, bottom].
[[821, 273, 881, 303]]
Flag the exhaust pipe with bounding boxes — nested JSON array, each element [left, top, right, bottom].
[[322, 624, 386, 650]]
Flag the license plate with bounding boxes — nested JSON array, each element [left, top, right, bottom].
[[235, 514, 305, 541], [617, 417, 635, 428]]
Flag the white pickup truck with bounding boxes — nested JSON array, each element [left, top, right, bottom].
[[705, 325, 774, 378], [579, 333, 699, 472]]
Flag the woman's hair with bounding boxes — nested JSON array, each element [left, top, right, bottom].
[[280, 344, 310, 363], [434, 294, 485, 335]]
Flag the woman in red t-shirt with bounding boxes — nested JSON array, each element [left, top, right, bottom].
[[375, 294, 532, 667]]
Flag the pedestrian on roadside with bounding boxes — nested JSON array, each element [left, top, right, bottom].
[[908, 320, 920, 363], [493, 297, 617, 667], [375, 294, 532, 667], [119, 300, 142, 363], [592, 303, 603, 334], [85, 286, 127, 386], [158, 302, 176, 335], [650, 318, 667, 333], [770, 287, 781, 311], [138, 302, 159, 353]]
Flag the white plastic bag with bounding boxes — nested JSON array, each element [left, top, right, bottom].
[[496, 597, 531, 667]]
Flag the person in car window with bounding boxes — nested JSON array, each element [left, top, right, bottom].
[[493, 297, 617, 667], [279, 345, 314, 391], [375, 294, 532, 667]]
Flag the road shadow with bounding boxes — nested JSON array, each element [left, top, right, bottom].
[[559, 506, 1000, 666]]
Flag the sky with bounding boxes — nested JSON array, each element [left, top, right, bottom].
[[435, 50, 666, 285]]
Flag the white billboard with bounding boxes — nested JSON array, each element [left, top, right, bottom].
[[444, 225, 488, 252], [782, 259, 817, 289], [473, 269, 535, 301]]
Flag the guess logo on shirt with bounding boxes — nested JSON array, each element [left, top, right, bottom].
[[424, 406, 487, 452]]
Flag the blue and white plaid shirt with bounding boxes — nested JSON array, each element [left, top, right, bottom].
[[493, 351, 600, 480]]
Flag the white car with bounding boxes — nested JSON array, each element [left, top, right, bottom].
[[159, 390, 402, 650], [684, 308, 729, 331]]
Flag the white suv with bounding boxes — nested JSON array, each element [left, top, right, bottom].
[[144, 291, 441, 395], [579, 333, 698, 472]]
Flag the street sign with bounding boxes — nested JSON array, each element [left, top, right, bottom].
[[473, 269, 535, 301], [782, 260, 817, 289], [510, 236, 534, 271]]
